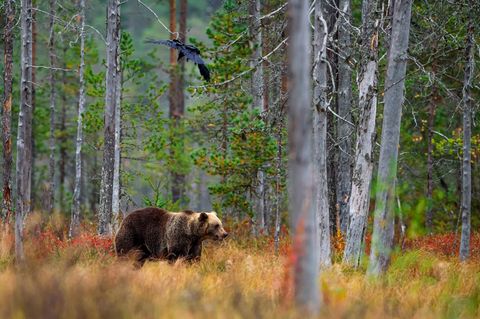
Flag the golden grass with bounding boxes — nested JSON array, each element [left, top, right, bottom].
[[0, 222, 478, 319]]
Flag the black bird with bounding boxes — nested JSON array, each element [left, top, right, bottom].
[[147, 39, 210, 82]]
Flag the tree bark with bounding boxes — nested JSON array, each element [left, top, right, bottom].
[[251, 0, 267, 235], [70, 0, 86, 238], [368, 0, 413, 275], [47, 0, 56, 214], [29, 2, 36, 211], [459, 11, 474, 262], [172, 0, 187, 204], [16, 0, 34, 262], [336, 0, 353, 235], [112, 68, 122, 232], [343, 0, 380, 267], [168, 0, 184, 203], [2, 0, 14, 223], [288, 0, 320, 313], [98, 0, 120, 235], [313, 0, 332, 268], [325, 0, 338, 238]]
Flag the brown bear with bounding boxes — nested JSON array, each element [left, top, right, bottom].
[[114, 207, 228, 266]]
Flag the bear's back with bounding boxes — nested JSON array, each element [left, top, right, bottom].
[[123, 207, 170, 231]]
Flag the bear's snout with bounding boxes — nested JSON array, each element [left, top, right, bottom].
[[216, 231, 228, 241]]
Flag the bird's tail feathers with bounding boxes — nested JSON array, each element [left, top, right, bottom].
[[198, 64, 210, 82]]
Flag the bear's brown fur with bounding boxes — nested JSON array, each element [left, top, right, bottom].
[[114, 207, 228, 266]]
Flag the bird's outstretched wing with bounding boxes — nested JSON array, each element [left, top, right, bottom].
[[180, 49, 205, 65], [145, 39, 182, 50], [147, 39, 210, 81], [180, 45, 205, 65]]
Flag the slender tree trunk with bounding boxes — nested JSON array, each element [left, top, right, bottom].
[[336, 0, 353, 235], [313, 0, 332, 267], [29, 2, 36, 211], [342, 0, 380, 267], [459, 12, 474, 262], [251, 0, 266, 234], [325, 0, 338, 238], [368, 0, 413, 275], [112, 69, 122, 232], [288, 0, 320, 313], [2, 0, 15, 223], [70, 0, 86, 238], [47, 0, 56, 214], [98, 0, 120, 235], [16, 0, 34, 262], [174, 0, 187, 203], [168, 0, 184, 203]]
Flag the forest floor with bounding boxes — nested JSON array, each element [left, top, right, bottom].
[[0, 214, 479, 319]]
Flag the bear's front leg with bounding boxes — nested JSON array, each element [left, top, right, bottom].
[[166, 243, 189, 263], [186, 240, 202, 262]]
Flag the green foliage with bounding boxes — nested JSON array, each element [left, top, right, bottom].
[[397, 0, 480, 233], [187, 0, 279, 217], [143, 193, 182, 212], [193, 109, 276, 216], [387, 250, 439, 284]]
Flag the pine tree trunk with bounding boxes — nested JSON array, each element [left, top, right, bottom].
[[173, 0, 187, 204], [112, 68, 122, 232], [29, 4, 36, 211], [313, 0, 332, 267], [70, 0, 86, 238], [325, 0, 338, 239], [251, 0, 266, 235], [343, 0, 380, 267], [98, 0, 120, 235], [47, 0, 56, 214], [368, 0, 413, 275], [288, 0, 320, 313], [168, 0, 184, 203], [336, 0, 353, 235], [16, 0, 34, 262], [2, 0, 14, 223], [459, 12, 474, 262]]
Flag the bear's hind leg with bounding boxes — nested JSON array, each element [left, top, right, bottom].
[[133, 245, 152, 268]]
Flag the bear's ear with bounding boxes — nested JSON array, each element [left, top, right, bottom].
[[199, 212, 209, 223]]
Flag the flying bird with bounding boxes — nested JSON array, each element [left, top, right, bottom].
[[147, 39, 210, 82]]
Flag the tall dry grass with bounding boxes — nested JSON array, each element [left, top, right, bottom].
[[0, 214, 478, 318]]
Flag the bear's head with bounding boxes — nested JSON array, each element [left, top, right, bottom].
[[198, 211, 228, 241]]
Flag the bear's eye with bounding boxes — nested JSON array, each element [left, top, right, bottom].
[[215, 224, 220, 229]]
